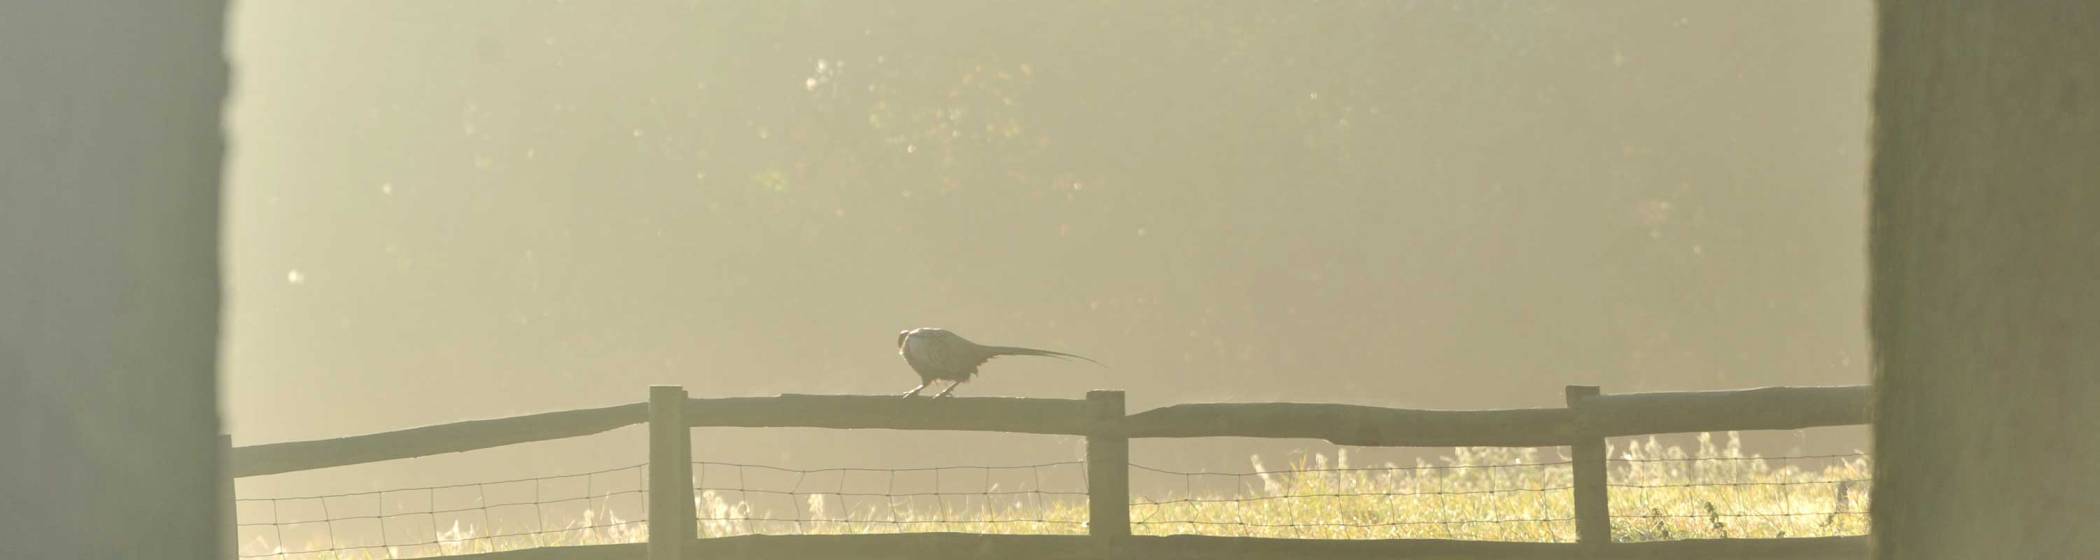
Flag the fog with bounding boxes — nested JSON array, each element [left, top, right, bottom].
[[224, 1, 1871, 498]]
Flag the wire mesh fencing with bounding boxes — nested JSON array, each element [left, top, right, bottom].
[[689, 460, 1091, 536], [680, 448, 1578, 542], [1606, 435, 1871, 542], [233, 464, 648, 559], [233, 444, 1872, 558], [1129, 448, 1576, 541]]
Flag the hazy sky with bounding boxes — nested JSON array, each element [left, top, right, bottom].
[[225, 0, 1871, 496]]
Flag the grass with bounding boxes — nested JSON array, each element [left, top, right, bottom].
[[241, 432, 1869, 558], [1604, 433, 1870, 541]]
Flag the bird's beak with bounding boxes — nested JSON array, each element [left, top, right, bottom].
[[896, 331, 908, 351]]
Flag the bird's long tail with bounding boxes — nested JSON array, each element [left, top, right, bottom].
[[982, 345, 1103, 366]]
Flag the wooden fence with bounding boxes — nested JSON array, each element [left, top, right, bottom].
[[227, 384, 1872, 560]]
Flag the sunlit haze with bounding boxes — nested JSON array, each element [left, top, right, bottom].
[[224, 0, 1871, 498]]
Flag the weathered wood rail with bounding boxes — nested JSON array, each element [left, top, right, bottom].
[[227, 384, 1871, 560], [231, 402, 649, 477]]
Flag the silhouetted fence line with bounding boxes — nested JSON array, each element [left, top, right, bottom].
[[227, 384, 1871, 559]]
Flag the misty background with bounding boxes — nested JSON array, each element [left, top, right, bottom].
[[224, 1, 1871, 499]]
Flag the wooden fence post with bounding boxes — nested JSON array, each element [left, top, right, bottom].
[[1566, 385, 1610, 546], [220, 434, 236, 560], [648, 386, 695, 560], [1086, 390, 1130, 540]]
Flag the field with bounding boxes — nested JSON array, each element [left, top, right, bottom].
[[246, 432, 1868, 558]]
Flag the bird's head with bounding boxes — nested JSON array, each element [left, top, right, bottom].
[[896, 330, 910, 352]]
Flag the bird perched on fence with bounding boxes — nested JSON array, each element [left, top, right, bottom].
[[896, 327, 1099, 398]]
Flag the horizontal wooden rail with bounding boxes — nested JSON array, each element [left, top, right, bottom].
[[228, 385, 1870, 478], [684, 394, 1098, 435], [677, 533, 1868, 560], [230, 402, 648, 477], [1124, 403, 1579, 447], [1122, 385, 1869, 446], [1576, 385, 1870, 437]]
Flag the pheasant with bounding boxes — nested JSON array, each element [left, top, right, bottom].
[[895, 327, 1098, 398]]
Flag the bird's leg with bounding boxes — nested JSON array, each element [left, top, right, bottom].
[[900, 382, 927, 398], [933, 380, 962, 398]]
